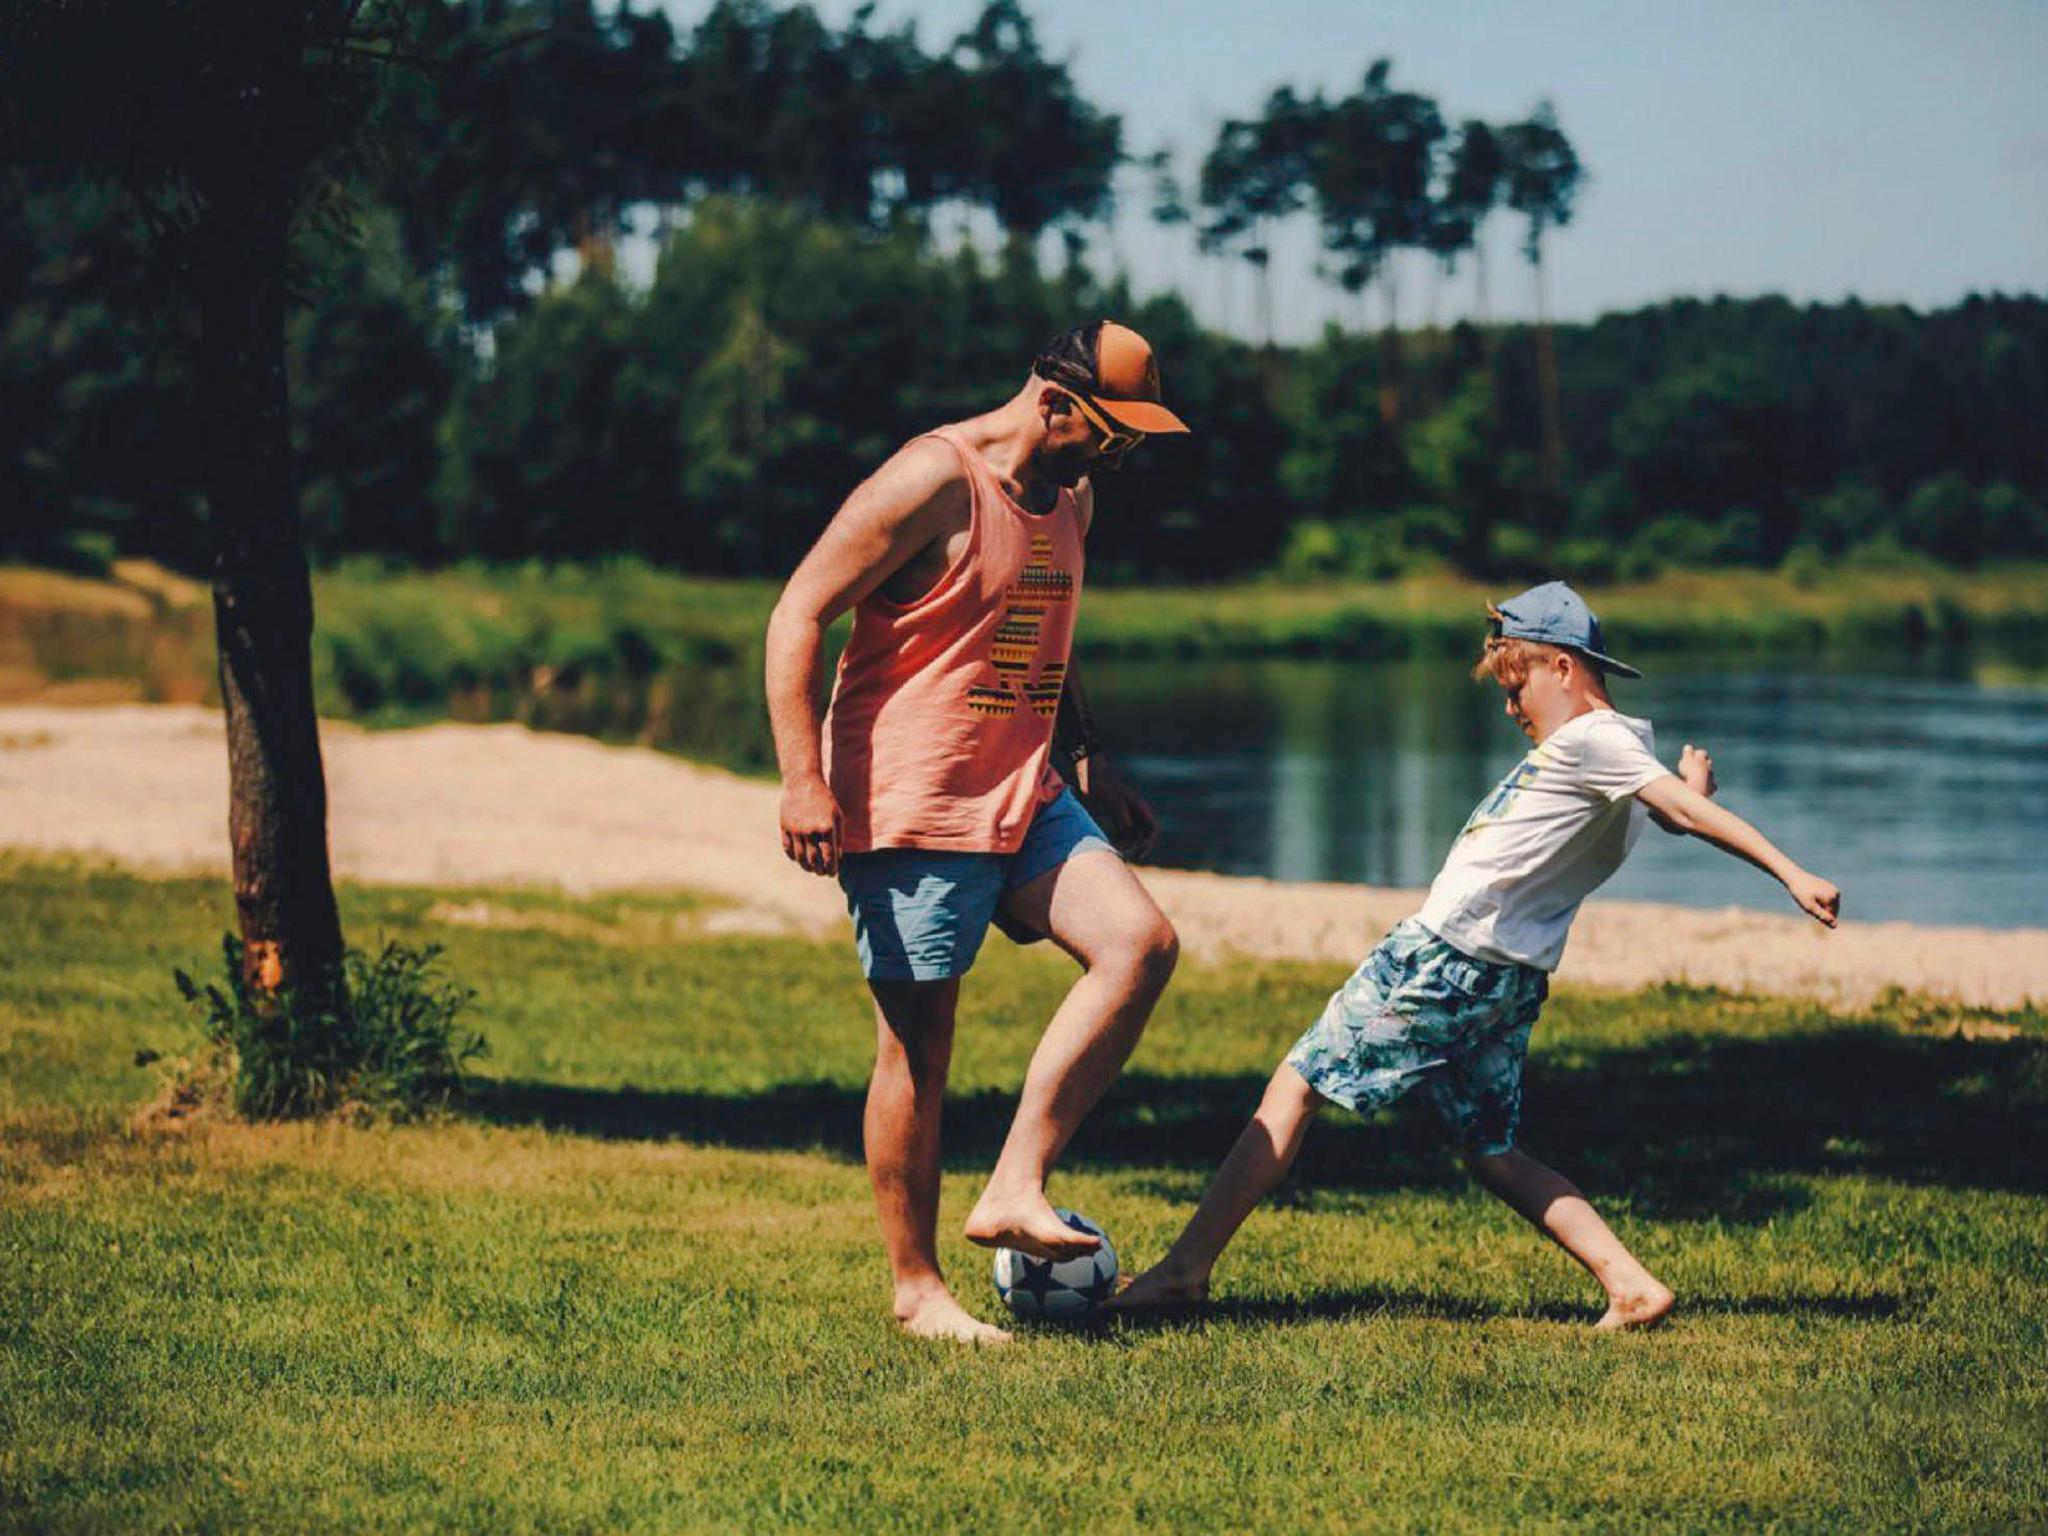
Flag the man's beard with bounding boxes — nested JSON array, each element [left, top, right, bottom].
[[1040, 442, 1095, 487]]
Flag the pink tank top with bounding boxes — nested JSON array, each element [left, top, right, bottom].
[[823, 428, 1084, 854]]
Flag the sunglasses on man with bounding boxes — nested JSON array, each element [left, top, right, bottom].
[[1050, 384, 1147, 462]]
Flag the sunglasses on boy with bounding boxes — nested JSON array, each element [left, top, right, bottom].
[[1050, 384, 1147, 461]]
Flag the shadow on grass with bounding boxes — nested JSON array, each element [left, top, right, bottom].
[[1090, 1285, 1916, 1335], [469, 1024, 2047, 1222]]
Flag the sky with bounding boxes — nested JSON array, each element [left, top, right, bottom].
[[656, 0, 2048, 341]]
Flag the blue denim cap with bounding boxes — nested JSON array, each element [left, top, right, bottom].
[[1491, 580, 1642, 679]]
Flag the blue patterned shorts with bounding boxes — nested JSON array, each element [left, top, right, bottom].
[[838, 789, 1116, 982], [1284, 918, 1548, 1156]]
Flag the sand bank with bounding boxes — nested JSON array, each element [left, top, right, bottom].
[[2, 705, 2040, 1009]]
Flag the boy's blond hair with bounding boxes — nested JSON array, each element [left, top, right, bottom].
[[1471, 634, 1562, 687], [1472, 604, 1606, 687], [1471, 602, 1563, 686]]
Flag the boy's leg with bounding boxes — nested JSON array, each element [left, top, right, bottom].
[[866, 978, 1011, 1343], [1429, 980, 1672, 1330], [1114, 921, 1440, 1309], [1464, 1149, 1676, 1330], [964, 849, 1179, 1261], [1114, 1062, 1328, 1308]]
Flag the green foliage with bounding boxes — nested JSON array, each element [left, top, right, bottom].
[[1278, 519, 1401, 580], [1901, 472, 1987, 566], [1803, 480, 1893, 555], [6, 0, 2046, 582], [173, 932, 484, 1120], [290, 209, 456, 564]]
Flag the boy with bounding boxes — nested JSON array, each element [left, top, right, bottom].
[[1114, 581, 1842, 1330]]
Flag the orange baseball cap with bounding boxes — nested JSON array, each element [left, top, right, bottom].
[[1036, 320, 1190, 435]]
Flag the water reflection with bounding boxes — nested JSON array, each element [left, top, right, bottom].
[[1091, 655, 2048, 929]]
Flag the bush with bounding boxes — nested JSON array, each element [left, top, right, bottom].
[[1982, 482, 2048, 558], [174, 935, 485, 1120], [1780, 543, 1827, 591], [1487, 524, 1553, 581], [1551, 537, 1620, 585], [1804, 481, 1893, 555], [1626, 515, 1723, 571], [1275, 518, 1411, 581], [1840, 532, 1921, 571], [1903, 473, 1983, 565]]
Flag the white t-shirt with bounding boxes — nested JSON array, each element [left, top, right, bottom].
[[1416, 709, 1672, 972]]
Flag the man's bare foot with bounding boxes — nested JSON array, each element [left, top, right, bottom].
[[1594, 1282, 1676, 1332], [963, 1188, 1100, 1262], [895, 1286, 1012, 1345], [1103, 1260, 1209, 1313]]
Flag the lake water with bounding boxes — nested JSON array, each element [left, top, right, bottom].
[[1085, 656, 2048, 930]]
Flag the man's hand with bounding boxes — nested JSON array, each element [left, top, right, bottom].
[[1786, 869, 1842, 928], [1074, 752, 1159, 862], [780, 774, 844, 877], [1679, 742, 1717, 798]]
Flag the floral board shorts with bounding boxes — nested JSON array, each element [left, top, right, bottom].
[[1284, 918, 1549, 1157]]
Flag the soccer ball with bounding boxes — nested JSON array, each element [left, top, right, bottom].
[[991, 1209, 1118, 1322]]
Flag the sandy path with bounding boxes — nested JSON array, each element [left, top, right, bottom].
[[2, 704, 2041, 1009]]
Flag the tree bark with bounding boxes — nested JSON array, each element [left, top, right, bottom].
[[196, 170, 346, 999], [1534, 243, 1564, 500], [1378, 266, 1404, 431]]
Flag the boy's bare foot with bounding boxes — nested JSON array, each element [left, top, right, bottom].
[[1594, 1282, 1676, 1332], [963, 1187, 1100, 1262], [1104, 1260, 1210, 1313], [895, 1285, 1013, 1345]]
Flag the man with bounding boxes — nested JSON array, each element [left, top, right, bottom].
[[765, 321, 1189, 1343]]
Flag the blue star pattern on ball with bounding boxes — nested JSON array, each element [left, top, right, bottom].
[[991, 1209, 1119, 1322], [1016, 1257, 1058, 1306]]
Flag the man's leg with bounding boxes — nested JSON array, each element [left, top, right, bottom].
[[1464, 1148, 1676, 1330], [962, 851, 1179, 1260], [1113, 1061, 1327, 1308], [866, 978, 1010, 1343]]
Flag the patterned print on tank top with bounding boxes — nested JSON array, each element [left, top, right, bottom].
[[966, 533, 1074, 719]]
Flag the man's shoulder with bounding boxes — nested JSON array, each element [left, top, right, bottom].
[[854, 435, 972, 525], [879, 433, 971, 493]]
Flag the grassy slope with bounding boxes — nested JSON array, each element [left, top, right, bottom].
[[3, 857, 2044, 1532]]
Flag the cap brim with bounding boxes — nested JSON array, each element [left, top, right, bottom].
[[1583, 649, 1643, 680], [1094, 397, 1188, 434]]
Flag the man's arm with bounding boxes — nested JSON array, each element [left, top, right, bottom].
[[764, 438, 965, 877], [1050, 475, 1160, 860], [1635, 770, 1842, 927], [1052, 659, 1158, 860]]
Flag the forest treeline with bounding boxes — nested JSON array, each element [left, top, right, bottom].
[[5, 0, 2045, 585]]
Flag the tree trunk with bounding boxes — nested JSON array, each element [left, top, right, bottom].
[[196, 174, 346, 1000], [1378, 264, 1403, 430], [1533, 243, 1564, 500]]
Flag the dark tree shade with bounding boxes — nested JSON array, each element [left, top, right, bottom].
[[0, 0, 394, 997]]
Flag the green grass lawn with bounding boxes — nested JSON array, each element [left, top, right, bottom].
[[3, 856, 2045, 1532]]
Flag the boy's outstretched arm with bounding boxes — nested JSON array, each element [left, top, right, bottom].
[[1647, 743, 1717, 834], [1636, 769, 1842, 927]]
